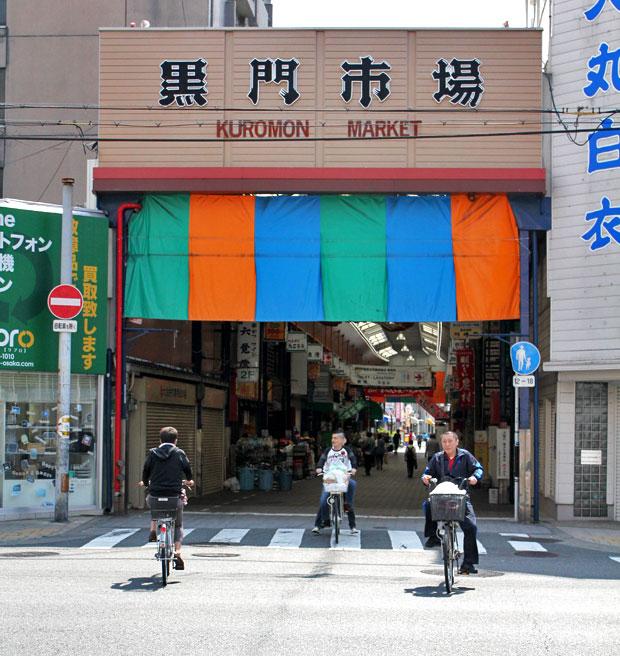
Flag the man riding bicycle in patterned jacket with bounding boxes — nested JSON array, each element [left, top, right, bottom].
[[313, 431, 358, 535], [421, 431, 483, 575]]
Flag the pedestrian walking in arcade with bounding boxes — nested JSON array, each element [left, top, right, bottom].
[[425, 433, 440, 461], [362, 432, 374, 476], [404, 441, 418, 478], [392, 430, 401, 455], [375, 434, 385, 470]]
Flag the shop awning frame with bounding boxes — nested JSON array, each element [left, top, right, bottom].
[[93, 166, 546, 195]]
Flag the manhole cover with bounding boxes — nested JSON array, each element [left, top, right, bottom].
[[420, 568, 504, 578], [192, 553, 240, 558], [0, 551, 59, 558], [515, 551, 558, 558]]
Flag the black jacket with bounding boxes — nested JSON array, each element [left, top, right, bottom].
[[142, 443, 193, 496]]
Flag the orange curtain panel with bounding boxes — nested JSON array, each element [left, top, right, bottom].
[[451, 194, 520, 321], [188, 194, 256, 320]]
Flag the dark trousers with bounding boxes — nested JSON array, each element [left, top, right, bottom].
[[375, 453, 384, 469], [406, 460, 416, 477], [363, 453, 373, 475], [422, 498, 479, 565], [315, 478, 357, 528]]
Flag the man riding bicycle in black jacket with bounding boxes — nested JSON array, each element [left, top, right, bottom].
[[422, 431, 483, 575], [140, 426, 194, 570]]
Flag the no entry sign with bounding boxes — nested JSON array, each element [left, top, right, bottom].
[[47, 284, 84, 320]]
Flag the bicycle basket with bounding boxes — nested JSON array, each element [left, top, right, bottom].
[[148, 495, 180, 520], [430, 494, 467, 522]]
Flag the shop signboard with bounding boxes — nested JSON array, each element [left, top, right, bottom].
[[286, 331, 307, 352], [236, 322, 259, 368], [307, 343, 323, 362], [450, 323, 483, 339], [264, 322, 286, 341], [339, 398, 365, 420], [308, 364, 331, 402], [456, 349, 475, 408], [496, 428, 510, 479], [350, 365, 432, 388], [0, 200, 108, 374]]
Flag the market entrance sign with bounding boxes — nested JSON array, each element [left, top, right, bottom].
[[98, 28, 542, 170], [0, 200, 108, 374]]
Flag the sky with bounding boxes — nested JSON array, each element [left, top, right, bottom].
[[272, 0, 536, 30]]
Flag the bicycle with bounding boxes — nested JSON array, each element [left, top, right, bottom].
[[318, 471, 349, 544], [428, 477, 468, 594], [143, 482, 191, 587]]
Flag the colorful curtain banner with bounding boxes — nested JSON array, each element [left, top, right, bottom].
[[125, 193, 520, 322]]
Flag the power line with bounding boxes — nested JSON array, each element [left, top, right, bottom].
[[0, 125, 613, 143]]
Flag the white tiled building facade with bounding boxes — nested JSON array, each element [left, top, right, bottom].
[[544, 0, 620, 520]]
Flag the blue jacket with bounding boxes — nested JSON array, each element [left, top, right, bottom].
[[422, 448, 483, 482]]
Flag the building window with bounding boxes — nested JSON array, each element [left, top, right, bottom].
[[573, 382, 608, 517]]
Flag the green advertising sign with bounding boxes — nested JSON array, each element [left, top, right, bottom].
[[0, 200, 108, 374]]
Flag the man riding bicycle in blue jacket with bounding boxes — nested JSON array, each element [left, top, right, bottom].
[[422, 431, 483, 575], [313, 431, 358, 535]]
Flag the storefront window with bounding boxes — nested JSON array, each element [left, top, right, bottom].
[[574, 382, 608, 518], [0, 372, 98, 510]]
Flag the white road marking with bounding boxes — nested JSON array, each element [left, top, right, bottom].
[[388, 530, 424, 551], [209, 528, 249, 544], [500, 533, 530, 538], [609, 556, 620, 564], [330, 529, 361, 550], [456, 531, 487, 555], [80, 528, 139, 549], [141, 527, 195, 548], [268, 529, 305, 549], [508, 540, 548, 552]]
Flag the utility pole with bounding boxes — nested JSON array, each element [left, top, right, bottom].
[[55, 178, 74, 522]]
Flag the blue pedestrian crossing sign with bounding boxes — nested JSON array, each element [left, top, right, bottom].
[[510, 341, 540, 375]]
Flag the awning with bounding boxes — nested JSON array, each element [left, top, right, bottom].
[[125, 193, 523, 322]]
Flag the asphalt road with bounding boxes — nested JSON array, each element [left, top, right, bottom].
[[1, 529, 619, 656]]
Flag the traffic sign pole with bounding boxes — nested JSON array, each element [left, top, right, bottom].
[[55, 178, 74, 523]]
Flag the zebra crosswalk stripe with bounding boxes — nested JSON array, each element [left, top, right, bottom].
[[81, 528, 140, 549], [508, 540, 547, 552], [141, 527, 195, 548], [330, 529, 361, 550], [609, 556, 620, 564], [387, 530, 424, 551], [209, 528, 249, 544], [456, 531, 488, 555], [268, 528, 305, 548]]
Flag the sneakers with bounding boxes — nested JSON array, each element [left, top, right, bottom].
[[459, 563, 478, 575], [320, 520, 331, 529], [148, 530, 157, 542], [312, 526, 320, 534], [350, 527, 359, 535], [173, 554, 185, 570], [424, 536, 441, 548]]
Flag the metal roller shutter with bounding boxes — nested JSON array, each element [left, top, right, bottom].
[[202, 409, 225, 494], [146, 404, 197, 475]]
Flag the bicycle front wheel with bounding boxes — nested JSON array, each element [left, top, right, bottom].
[[442, 524, 456, 593], [333, 496, 340, 544], [160, 542, 168, 586]]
